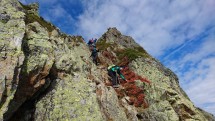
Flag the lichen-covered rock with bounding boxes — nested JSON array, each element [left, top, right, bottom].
[[130, 57, 210, 121], [26, 3, 39, 16], [4, 19, 55, 121], [34, 77, 104, 121], [100, 27, 140, 49], [1, 0, 215, 121], [31, 30, 105, 120], [96, 83, 128, 121], [141, 100, 179, 121], [0, 0, 25, 120]]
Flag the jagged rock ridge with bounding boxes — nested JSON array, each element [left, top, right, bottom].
[[0, 0, 215, 121]]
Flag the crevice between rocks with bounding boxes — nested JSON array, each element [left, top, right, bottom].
[[5, 67, 58, 121], [0, 71, 19, 109], [0, 59, 20, 109], [0, 78, 7, 109]]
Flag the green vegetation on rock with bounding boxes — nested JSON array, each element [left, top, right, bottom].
[[19, 2, 55, 32], [25, 13, 55, 32], [76, 36, 84, 43], [19, 2, 32, 10], [116, 47, 150, 61], [96, 39, 114, 50]]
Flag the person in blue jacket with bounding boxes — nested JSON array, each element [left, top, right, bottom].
[[108, 65, 126, 88]]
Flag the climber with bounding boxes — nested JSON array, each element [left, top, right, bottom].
[[88, 38, 97, 46], [90, 46, 99, 65], [94, 38, 97, 43], [107, 65, 126, 88], [87, 38, 94, 45], [88, 38, 97, 51]]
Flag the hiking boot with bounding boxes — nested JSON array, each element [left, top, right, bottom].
[[113, 85, 119, 88]]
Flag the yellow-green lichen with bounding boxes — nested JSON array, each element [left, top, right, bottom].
[[2, 1, 25, 19], [34, 75, 104, 121], [0, 91, 16, 120]]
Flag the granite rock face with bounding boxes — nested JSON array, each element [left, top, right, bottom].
[[0, 0, 215, 121], [0, 0, 25, 119], [130, 58, 209, 121]]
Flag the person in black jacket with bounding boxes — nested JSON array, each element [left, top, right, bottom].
[[90, 46, 99, 65]]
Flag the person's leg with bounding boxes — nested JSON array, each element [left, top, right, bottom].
[[94, 54, 98, 65], [93, 55, 96, 64], [108, 71, 117, 86], [92, 54, 96, 65]]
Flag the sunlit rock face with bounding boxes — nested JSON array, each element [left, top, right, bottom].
[[0, 0, 215, 121]]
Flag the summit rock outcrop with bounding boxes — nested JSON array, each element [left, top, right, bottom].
[[0, 0, 214, 121]]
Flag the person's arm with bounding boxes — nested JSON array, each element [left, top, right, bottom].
[[116, 68, 126, 80], [94, 39, 97, 43], [119, 73, 126, 80]]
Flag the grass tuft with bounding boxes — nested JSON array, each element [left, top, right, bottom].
[[116, 47, 150, 61], [25, 14, 55, 32], [19, 2, 32, 10], [96, 39, 114, 50], [19, 2, 55, 32]]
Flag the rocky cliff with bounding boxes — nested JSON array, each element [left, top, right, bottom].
[[0, 0, 215, 121]]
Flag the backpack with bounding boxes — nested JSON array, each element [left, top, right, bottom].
[[108, 65, 116, 70], [89, 45, 94, 51]]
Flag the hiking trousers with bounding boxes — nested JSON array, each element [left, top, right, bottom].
[[92, 54, 98, 65], [108, 70, 118, 86]]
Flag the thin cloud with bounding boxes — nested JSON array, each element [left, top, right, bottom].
[[166, 33, 215, 115], [185, 57, 215, 115], [77, 0, 215, 57], [45, 5, 68, 19]]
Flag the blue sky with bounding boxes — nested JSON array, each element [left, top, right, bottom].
[[19, 0, 215, 115]]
